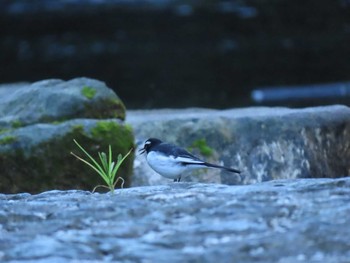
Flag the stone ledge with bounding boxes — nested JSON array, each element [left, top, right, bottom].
[[128, 105, 350, 186], [1, 177, 349, 262]]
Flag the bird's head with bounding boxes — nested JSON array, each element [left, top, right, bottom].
[[139, 138, 162, 154]]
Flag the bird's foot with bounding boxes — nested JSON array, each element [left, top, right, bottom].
[[173, 177, 181, 182]]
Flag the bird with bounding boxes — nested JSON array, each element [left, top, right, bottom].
[[139, 138, 241, 182]]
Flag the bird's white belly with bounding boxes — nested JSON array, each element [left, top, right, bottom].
[[146, 152, 188, 179]]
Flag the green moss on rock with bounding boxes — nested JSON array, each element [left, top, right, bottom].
[[11, 120, 23, 129], [83, 98, 126, 120], [0, 135, 17, 145], [91, 121, 130, 143], [0, 129, 10, 135], [81, 86, 97, 99], [71, 124, 85, 134], [189, 138, 214, 157]]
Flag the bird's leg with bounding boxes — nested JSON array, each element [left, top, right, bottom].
[[173, 176, 181, 182]]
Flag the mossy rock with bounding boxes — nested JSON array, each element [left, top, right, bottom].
[[0, 119, 134, 194], [0, 78, 126, 130], [188, 138, 214, 157]]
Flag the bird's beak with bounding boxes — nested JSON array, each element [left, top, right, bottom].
[[139, 147, 146, 155]]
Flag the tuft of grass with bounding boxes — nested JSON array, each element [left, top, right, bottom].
[[71, 139, 133, 194], [81, 86, 97, 99]]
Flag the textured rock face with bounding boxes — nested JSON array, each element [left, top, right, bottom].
[[128, 105, 350, 186], [1, 178, 349, 262], [0, 78, 134, 193], [0, 78, 125, 127]]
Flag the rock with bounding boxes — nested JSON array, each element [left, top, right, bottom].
[[1, 178, 349, 262], [0, 78, 125, 128], [128, 105, 350, 186], [0, 78, 134, 193]]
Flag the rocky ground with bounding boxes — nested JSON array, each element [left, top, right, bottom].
[[1, 177, 350, 262]]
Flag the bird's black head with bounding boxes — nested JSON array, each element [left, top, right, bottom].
[[139, 138, 162, 154]]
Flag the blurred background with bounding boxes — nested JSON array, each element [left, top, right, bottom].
[[1, 0, 350, 109]]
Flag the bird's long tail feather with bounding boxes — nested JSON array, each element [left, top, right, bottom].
[[203, 162, 241, 174]]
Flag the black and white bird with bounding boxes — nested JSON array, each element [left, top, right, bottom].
[[139, 138, 241, 182]]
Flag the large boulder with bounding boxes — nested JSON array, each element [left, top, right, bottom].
[[0, 78, 134, 193], [1, 178, 350, 262], [128, 105, 350, 186], [0, 78, 126, 127]]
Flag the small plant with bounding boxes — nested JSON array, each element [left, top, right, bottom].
[[71, 139, 133, 194]]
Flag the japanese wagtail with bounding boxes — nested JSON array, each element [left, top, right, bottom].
[[139, 138, 241, 182]]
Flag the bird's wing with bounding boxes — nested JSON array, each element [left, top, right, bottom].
[[172, 145, 241, 173], [157, 143, 205, 165], [174, 148, 206, 165], [157, 142, 241, 173]]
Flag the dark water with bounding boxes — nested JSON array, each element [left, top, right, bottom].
[[1, 0, 350, 108]]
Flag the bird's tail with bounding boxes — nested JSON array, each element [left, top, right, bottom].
[[204, 162, 241, 174]]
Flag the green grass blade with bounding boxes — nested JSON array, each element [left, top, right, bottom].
[[70, 151, 107, 181], [72, 139, 110, 185], [98, 151, 112, 185], [110, 154, 123, 182], [111, 148, 133, 180], [108, 145, 113, 171], [73, 140, 104, 171], [109, 162, 115, 177], [99, 152, 109, 173]]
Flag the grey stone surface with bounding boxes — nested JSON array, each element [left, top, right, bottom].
[[0, 77, 125, 128], [1, 178, 350, 262], [0, 78, 134, 193], [128, 105, 350, 186]]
